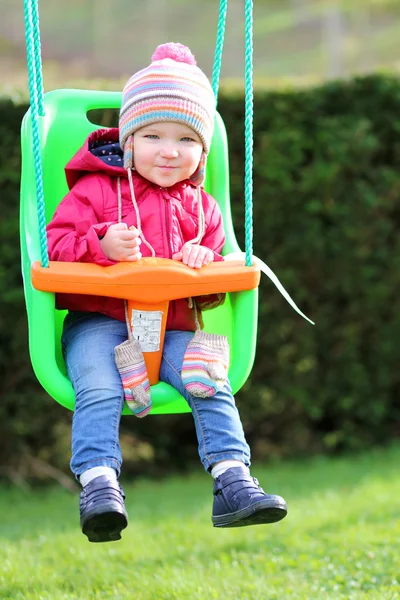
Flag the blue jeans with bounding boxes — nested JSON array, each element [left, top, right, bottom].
[[62, 312, 250, 478]]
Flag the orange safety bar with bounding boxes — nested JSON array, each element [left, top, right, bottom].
[[32, 258, 260, 384]]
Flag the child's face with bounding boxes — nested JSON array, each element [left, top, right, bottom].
[[133, 122, 203, 187]]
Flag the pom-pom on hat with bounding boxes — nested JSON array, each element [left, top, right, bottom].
[[119, 42, 216, 184]]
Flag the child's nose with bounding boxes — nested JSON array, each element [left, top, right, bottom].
[[160, 145, 179, 158]]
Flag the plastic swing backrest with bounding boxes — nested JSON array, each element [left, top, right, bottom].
[[20, 89, 258, 414]]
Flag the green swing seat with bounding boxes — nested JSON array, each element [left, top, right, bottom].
[[20, 89, 259, 415]]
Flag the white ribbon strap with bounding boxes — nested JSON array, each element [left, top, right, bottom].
[[224, 252, 315, 325]]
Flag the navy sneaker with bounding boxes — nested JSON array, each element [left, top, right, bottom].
[[80, 475, 128, 543], [212, 466, 287, 528]]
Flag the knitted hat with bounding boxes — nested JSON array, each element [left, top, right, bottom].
[[119, 42, 216, 185]]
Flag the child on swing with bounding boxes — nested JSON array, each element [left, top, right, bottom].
[[47, 42, 287, 543]]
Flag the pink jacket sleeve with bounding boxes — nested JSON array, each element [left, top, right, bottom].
[[46, 174, 116, 267]]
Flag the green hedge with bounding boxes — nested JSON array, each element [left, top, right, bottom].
[[2, 74, 400, 481], [220, 74, 400, 455]]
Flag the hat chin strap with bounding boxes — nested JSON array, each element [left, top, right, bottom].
[[186, 151, 206, 244], [185, 185, 205, 246]]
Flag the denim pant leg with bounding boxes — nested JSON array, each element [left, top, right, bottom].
[[160, 330, 251, 472], [62, 312, 128, 478]]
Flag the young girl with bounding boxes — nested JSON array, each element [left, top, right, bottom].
[[47, 42, 287, 543]]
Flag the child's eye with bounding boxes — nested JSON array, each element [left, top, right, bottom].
[[144, 134, 159, 139], [181, 137, 196, 142]]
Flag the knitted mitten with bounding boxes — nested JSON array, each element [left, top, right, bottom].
[[114, 339, 152, 418], [181, 331, 230, 398]]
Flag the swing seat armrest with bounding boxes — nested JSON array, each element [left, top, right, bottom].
[[31, 258, 260, 303]]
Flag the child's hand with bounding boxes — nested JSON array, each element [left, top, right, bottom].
[[99, 223, 142, 262], [172, 243, 214, 269]]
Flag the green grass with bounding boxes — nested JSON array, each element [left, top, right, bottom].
[[1, 446, 400, 599]]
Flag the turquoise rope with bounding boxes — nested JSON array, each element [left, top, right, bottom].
[[30, 0, 44, 116], [23, 0, 48, 266], [244, 0, 254, 267], [211, 0, 228, 101], [212, 0, 255, 267]]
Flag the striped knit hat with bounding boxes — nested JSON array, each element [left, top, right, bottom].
[[119, 42, 216, 185]]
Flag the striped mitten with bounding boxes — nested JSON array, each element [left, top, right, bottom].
[[182, 331, 230, 398], [114, 339, 152, 418]]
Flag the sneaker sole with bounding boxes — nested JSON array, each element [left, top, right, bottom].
[[212, 499, 287, 528], [82, 510, 128, 543]]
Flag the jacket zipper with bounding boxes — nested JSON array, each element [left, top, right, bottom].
[[161, 190, 177, 324], [162, 190, 172, 259]]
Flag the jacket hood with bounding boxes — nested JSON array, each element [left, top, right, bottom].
[[64, 127, 199, 194], [65, 128, 127, 189]]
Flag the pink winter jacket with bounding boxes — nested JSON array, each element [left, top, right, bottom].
[[46, 128, 226, 331]]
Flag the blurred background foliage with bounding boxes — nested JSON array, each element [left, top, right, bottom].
[[2, 0, 400, 97], [1, 0, 400, 485]]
